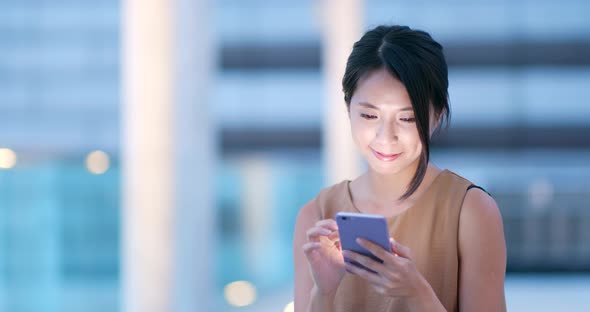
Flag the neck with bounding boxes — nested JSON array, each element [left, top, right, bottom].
[[365, 162, 436, 206], [363, 161, 429, 205]]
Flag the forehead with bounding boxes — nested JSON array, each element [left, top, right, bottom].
[[350, 68, 412, 109]]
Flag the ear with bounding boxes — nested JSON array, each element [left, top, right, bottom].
[[429, 108, 445, 137]]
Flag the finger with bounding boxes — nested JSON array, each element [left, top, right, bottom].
[[306, 227, 333, 242], [390, 238, 412, 260], [342, 250, 387, 275], [327, 230, 340, 241], [344, 262, 387, 286], [302, 241, 322, 255], [356, 238, 392, 261], [368, 282, 389, 295], [315, 219, 338, 231]]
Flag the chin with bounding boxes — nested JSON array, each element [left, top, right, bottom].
[[367, 160, 404, 176], [367, 154, 418, 175]]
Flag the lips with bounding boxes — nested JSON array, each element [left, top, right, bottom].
[[372, 149, 401, 162]]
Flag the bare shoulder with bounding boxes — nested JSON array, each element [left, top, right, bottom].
[[293, 195, 321, 250], [459, 187, 505, 253], [295, 197, 320, 232], [458, 186, 507, 310], [295, 181, 341, 230], [298, 196, 319, 219], [460, 187, 504, 232]]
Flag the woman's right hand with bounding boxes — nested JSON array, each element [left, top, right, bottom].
[[302, 219, 345, 295]]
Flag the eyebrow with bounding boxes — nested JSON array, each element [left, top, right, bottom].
[[358, 102, 413, 111]]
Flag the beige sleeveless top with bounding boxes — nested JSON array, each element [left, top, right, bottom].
[[315, 169, 503, 312]]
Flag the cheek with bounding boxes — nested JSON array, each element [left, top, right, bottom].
[[398, 126, 422, 146], [350, 120, 374, 143]]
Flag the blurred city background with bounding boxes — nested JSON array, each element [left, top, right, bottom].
[[1, 0, 589, 311]]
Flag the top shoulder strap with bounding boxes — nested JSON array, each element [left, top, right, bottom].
[[466, 184, 491, 197]]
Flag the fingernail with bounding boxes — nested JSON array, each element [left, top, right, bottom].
[[356, 238, 362, 244]]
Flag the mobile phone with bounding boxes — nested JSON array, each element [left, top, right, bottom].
[[336, 212, 392, 273]]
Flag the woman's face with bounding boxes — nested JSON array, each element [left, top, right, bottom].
[[348, 68, 433, 176]]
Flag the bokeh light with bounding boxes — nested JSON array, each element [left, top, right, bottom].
[[0, 148, 17, 169], [223, 280, 257, 307], [85, 150, 110, 175]]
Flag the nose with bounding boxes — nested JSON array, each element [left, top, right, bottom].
[[374, 119, 398, 145]]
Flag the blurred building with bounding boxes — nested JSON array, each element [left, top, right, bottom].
[[0, 0, 589, 311]]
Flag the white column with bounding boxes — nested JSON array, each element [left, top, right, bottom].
[[320, 0, 365, 186], [172, 1, 216, 311], [121, 0, 215, 311], [240, 157, 273, 278]]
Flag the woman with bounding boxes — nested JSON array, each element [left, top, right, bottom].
[[293, 25, 507, 312]]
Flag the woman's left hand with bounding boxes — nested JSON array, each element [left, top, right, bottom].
[[341, 237, 432, 300]]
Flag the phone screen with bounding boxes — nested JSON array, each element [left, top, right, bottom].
[[336, 212, 392, 273]]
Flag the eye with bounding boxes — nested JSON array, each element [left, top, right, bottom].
[[360, 113, 377, 120], [400, 117, 416, 123]]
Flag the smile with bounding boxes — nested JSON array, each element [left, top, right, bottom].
[[372, 149, 401, 162]]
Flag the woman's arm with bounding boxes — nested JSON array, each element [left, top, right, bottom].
[[458, 188, 507, 311], [293, 199, 317, 312], [308, 285, 336, 312], [293, 199, 336, 312]]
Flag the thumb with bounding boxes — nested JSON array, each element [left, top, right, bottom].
[[390, 237, 412, 259]]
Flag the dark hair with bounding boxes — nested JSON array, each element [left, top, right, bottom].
[[342, 25, 450, 200]]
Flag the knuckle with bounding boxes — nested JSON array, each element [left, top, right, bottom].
[[401, 260, 412, 271], [374, 249, 386, 259], [302, 242, 316, 250], [383, 270, 395, 280], [348, 257, 361, 266], [406, 248, 413, 257], [400, 259, 408, 270], [384, 279, 394, 289], [379, 275, 392, 288], [348, 265, 360, 276]]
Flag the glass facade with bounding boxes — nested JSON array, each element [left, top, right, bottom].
[[1, 0, 589, 311]]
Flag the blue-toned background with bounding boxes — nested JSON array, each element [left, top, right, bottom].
[[1, 0, 590, 311]]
